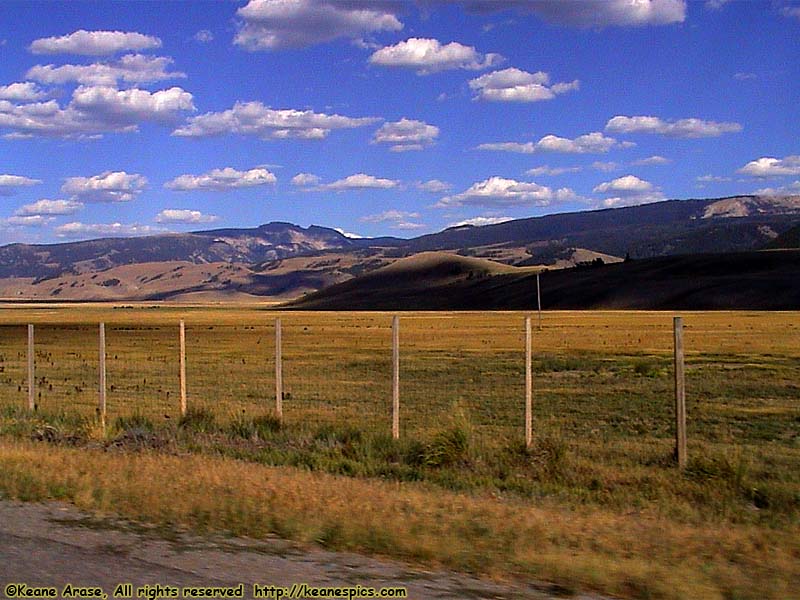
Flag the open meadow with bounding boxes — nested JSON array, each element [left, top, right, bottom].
[[0, 305, 798, 599]]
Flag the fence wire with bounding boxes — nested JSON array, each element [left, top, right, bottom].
[[0, 312, 797, 453]]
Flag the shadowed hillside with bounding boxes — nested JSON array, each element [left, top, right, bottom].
[[287, 250, 800, 311]]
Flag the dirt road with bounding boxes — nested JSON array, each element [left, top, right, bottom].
[[0, 501, 603, 600]]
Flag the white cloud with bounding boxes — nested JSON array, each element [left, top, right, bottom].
[[360, 209, 424, 230], [606, 115, 742, 138], [235, 0, 402, 50], [632, 155, 670, 165], [0, 85, 194, 139], [696, 174, 732, 183], [372, 118, 439, 151], [291, 173, 321, 187], [526, 165, 581, 176], [449, 216, 513, 227], [3, 215, 54, 228], [194, 30, 214, 43], [437, 176, 578, 208], [468, 67, 578, 102], [54, 221, 161, 238], [165, 167, 277, 191], [172, 101, 376, 140], [317, 173, 399, 191], [30, 30, 162, 56], [734, 72, 757, 81], [360, 209, 420, 223], [478, 132, 622, 154], [0, 82, 46, 102], [599, 193, 665, 208], [15, 199, 83, 216], [458, 0, 686, 27], [753, 181, 800, 196], [369, 38, 502, 74], [737, 156, 800, 178], [0, 174, 42, 194], [62, 171, 147, 203], [593, 175, 665, 207], [782, 6, 800, 20], [333, 227, 364, 239], [154, 209, 218, 224], [592, 161, 619, 172], [593, 175, 654, 194], [27, 54, 185, 86], [416, 179, 452, 193]]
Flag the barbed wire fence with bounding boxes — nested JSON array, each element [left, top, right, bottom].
[[0, 313, 711, 467]]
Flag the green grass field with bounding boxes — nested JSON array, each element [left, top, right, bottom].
[[0, 305, 798, 599]]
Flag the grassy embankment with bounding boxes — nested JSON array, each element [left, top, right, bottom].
[[0, 306, 798, 599]]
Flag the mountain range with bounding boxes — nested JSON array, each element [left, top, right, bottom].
[[0, 194, 798, 303]]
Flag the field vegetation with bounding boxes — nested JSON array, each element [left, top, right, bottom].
[[0, 305, 798, 599]]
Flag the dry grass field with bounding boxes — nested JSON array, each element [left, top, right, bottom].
[[0, 305, 798, 599]]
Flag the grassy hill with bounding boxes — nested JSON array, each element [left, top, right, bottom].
[[288, 249, 800, 311]]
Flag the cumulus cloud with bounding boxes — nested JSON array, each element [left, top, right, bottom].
[[27, 54, 185, 86], [154, 209, 219, 224], [0, 174, 42, 194], [30, 30, 161, 56], [54, 221, 162, 239], [455, 0, 686, 27], [737, 155, 800, 178], [478, 132, 623, 154], [593, 175, 665, 207], [606, 115, 742, 138], [0, 85, 194, 139], [593, 175, 654, 194], [449, 216, 513, 227], [416, 179, 452, 193], [372, 118, 439, 151], [291, 173, 321, 187], [235, 0, 402, 50], [333, 227, 364, 239], [526, 165, 581, 176], [468, 67, 578, 102], [316, 173, 399, 191], [165, 167, 277, 191], [437, 176, 578, 208], [369, 38, 502, 74], [62, 171, 147, 203], [632, 155, 670, 165], [172, 101, 376, 140], [0, 82, 46, 102], [15, 199, 83, 216]]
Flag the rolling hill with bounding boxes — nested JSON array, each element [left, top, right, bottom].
[[288, 249, 800, 311]]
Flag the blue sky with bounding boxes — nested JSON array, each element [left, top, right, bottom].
[[0, 0, 798, 243]]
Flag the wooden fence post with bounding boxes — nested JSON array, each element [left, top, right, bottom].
[[275, 317, 283, 419], [674, 316, 687, 469], [99, 323, 106, 430], [536, 273, 542, 331], [525, 315, 533, 448], [392, 315, 400, 440], [179, 319, 187, 417], [27, 324, 35, 411]]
